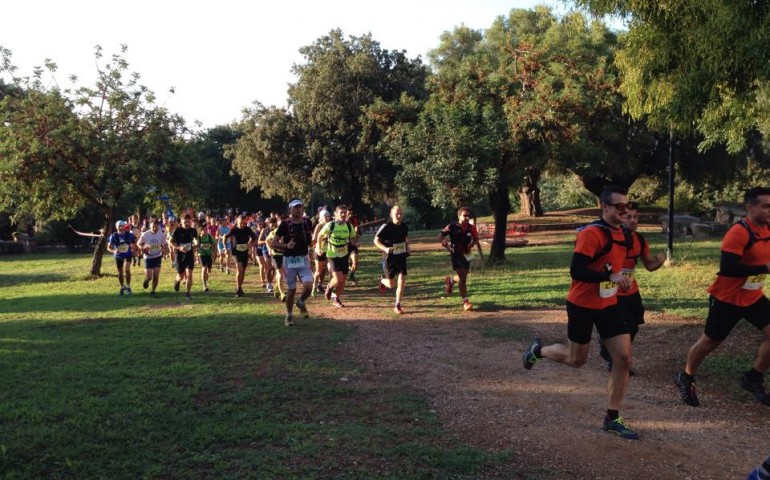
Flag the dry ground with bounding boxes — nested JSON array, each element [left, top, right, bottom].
[[306, 230, 768, 479]]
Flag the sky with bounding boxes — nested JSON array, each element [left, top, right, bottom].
[[2, 0, 573, 130]]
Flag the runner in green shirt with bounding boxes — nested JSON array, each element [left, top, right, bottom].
[[317, 205, 357, 308]]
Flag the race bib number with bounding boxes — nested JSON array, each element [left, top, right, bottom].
[[285, 256, 305, 268], [235, 243, 248, 252], [149, 243, 161, 254], [332, 244, 348, 256], [180, 243, 192, 252], [392, 242, 406, 255], [464, 253, 474, 262], [621, 267, 635, 282], [743, 274, 766, 291], [117, 244, 129, 253], [199, 243, 211, 252], [599, 280, 618, 298]]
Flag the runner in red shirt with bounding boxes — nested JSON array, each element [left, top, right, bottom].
[[598, 203, 665, 372], [674, 187, 770, 407], [522, 185, 639, 440]]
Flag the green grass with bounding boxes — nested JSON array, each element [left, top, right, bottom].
[[0, 231, 751, 477], [0, 253, 514, 479]]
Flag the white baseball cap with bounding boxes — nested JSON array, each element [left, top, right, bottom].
[[288, 199, 304, 208], [115, 220, 127, 230]]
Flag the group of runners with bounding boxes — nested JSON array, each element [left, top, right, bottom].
[[522, 185, 770, 442], [107, 199, 481, 326]]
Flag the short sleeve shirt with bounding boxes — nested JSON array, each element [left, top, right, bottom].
[[375, 222, 409, 255], [708, 219, 770, 306], [275, 218, 313, 256], [618, 231, 649, 297], [109, 231, 136, 259], [139, 230, 167, 259], [226, 227, 256, 254], [566, 223, 628, 309]]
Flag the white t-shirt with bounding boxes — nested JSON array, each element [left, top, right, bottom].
[[138, 230, 167, 259]]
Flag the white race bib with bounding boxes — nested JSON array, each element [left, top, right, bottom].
[[235, 243, 248, 252], [149, 243, 161, 254], [181, 243, 192, 252], [743, 274, 766, 291], [392, 242, 406, 255], [285, 255, 306, 268], [621, 267, 635, 282], [599, 280, 618, 298], [332, 244, 348, 256], [117, 244, 129, 253]]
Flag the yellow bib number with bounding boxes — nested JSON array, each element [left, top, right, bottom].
[[117, 244, 129, 253], [599, 280, 618, 298], [332, 244, 348, 256]]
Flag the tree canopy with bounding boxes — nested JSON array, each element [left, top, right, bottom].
[[0, 45, 187, 275]]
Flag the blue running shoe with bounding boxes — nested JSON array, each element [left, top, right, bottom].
[[522, 338, 542, 370], [602, 416, 639, 440]]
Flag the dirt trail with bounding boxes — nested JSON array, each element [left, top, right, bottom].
[[308, 235, 769, 479]]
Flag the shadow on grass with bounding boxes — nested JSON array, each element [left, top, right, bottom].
[[0, 272, 71, 286]]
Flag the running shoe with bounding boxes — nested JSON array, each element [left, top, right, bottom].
[[119, 286, 125, 296], [150, 291, 157, 298], [296, 300, 309, 318], [324, 287, 332, 301], [266, 285, 274, 293], [204, 286, 210, 292], [393, 304, 404, 315], [463, 300, 473, 311], [185, 293, 191, 300], [332, 297, 344, 308], [444, 276, 453, 295], [522, 338, 542, 370], [226, 267, 230, 275], [174, 280, 180, 292], [235, 289, 244, 298], [378, 281, 388, 294], [602, 416, 640, 440], [143, 278, 150, 289], [125, 287, 132, 296], [673, 372, 700, 406], [740, 372, 770, 406], [284, 314, 294, 327]]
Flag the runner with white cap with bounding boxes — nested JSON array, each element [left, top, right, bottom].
[[271, 199, 314, 326], [107, 219, 138, 296]]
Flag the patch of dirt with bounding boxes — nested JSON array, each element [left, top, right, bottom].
[[308, 241, 769, 479]]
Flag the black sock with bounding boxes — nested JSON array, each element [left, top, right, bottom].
[[606, 409, 619, 421], [682, 371, 695, 382], [745, 368, 764, 383]]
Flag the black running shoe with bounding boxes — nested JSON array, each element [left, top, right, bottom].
[[522, 338, 542, 370], [739, 373, 770, 406], [174, 280, 180, 292], [143, 278, 150, 290], [673, 372, 700, 407]]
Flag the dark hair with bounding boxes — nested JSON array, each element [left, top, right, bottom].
[[183, 214, 192, 221], [599, 185, 627, 204], [744, 187, 770, 205], [457, 206, 472, 217]]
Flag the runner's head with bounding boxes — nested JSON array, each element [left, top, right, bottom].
[[622, 201, 640, 231], [744, 187, 770, 226], [390, 205, 403, 224], [235, 214, 245, 228], [115, 220, 127, 232], [319, 210, 331, 224], [335, 205, 348, 223], [599, 185, 629, 228], [457, 207, 472, 225], [150, 218, 159, 233], [182, 214, 192, 228], [288, 199, 304, 218]]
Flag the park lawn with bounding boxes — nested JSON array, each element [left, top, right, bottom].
[[0, 253, 510, 479], [0, 231, 754, 478]]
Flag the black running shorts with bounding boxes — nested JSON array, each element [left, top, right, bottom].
[[704, 295, 770, 341], [567, 301, 629, 345]]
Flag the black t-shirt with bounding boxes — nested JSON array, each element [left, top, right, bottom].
[[225, 227, 256, 254], [171, 227, 198, 258], [275, 218, 313, 256], [375, 222, 409, 252]]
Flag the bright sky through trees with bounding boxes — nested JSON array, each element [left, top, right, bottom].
[[2, 0, 566, 128]]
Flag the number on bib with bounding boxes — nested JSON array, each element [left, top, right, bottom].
[[743, 274, 766, 291], [117, 244, 129, 253], [392, 242, 406, 255], [599, 281, 618, 298], [285, 256, 305, 268], [236, 244, 248, 252]]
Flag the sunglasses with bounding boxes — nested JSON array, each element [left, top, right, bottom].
[[605, 201, 638, 211]]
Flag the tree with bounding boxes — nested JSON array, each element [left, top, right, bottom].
[[380, 8, 627, 263], [0, 45, 187, 276], [230, 30, 428, 213], [575, 0, 770, 153]]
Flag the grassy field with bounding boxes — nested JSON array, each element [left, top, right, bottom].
[[0, 230, 739, 478]]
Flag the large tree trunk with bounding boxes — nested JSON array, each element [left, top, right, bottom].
[[89, 209, 113, 277], [488, 179, 511, 265], [518, 166, 544, 217]]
